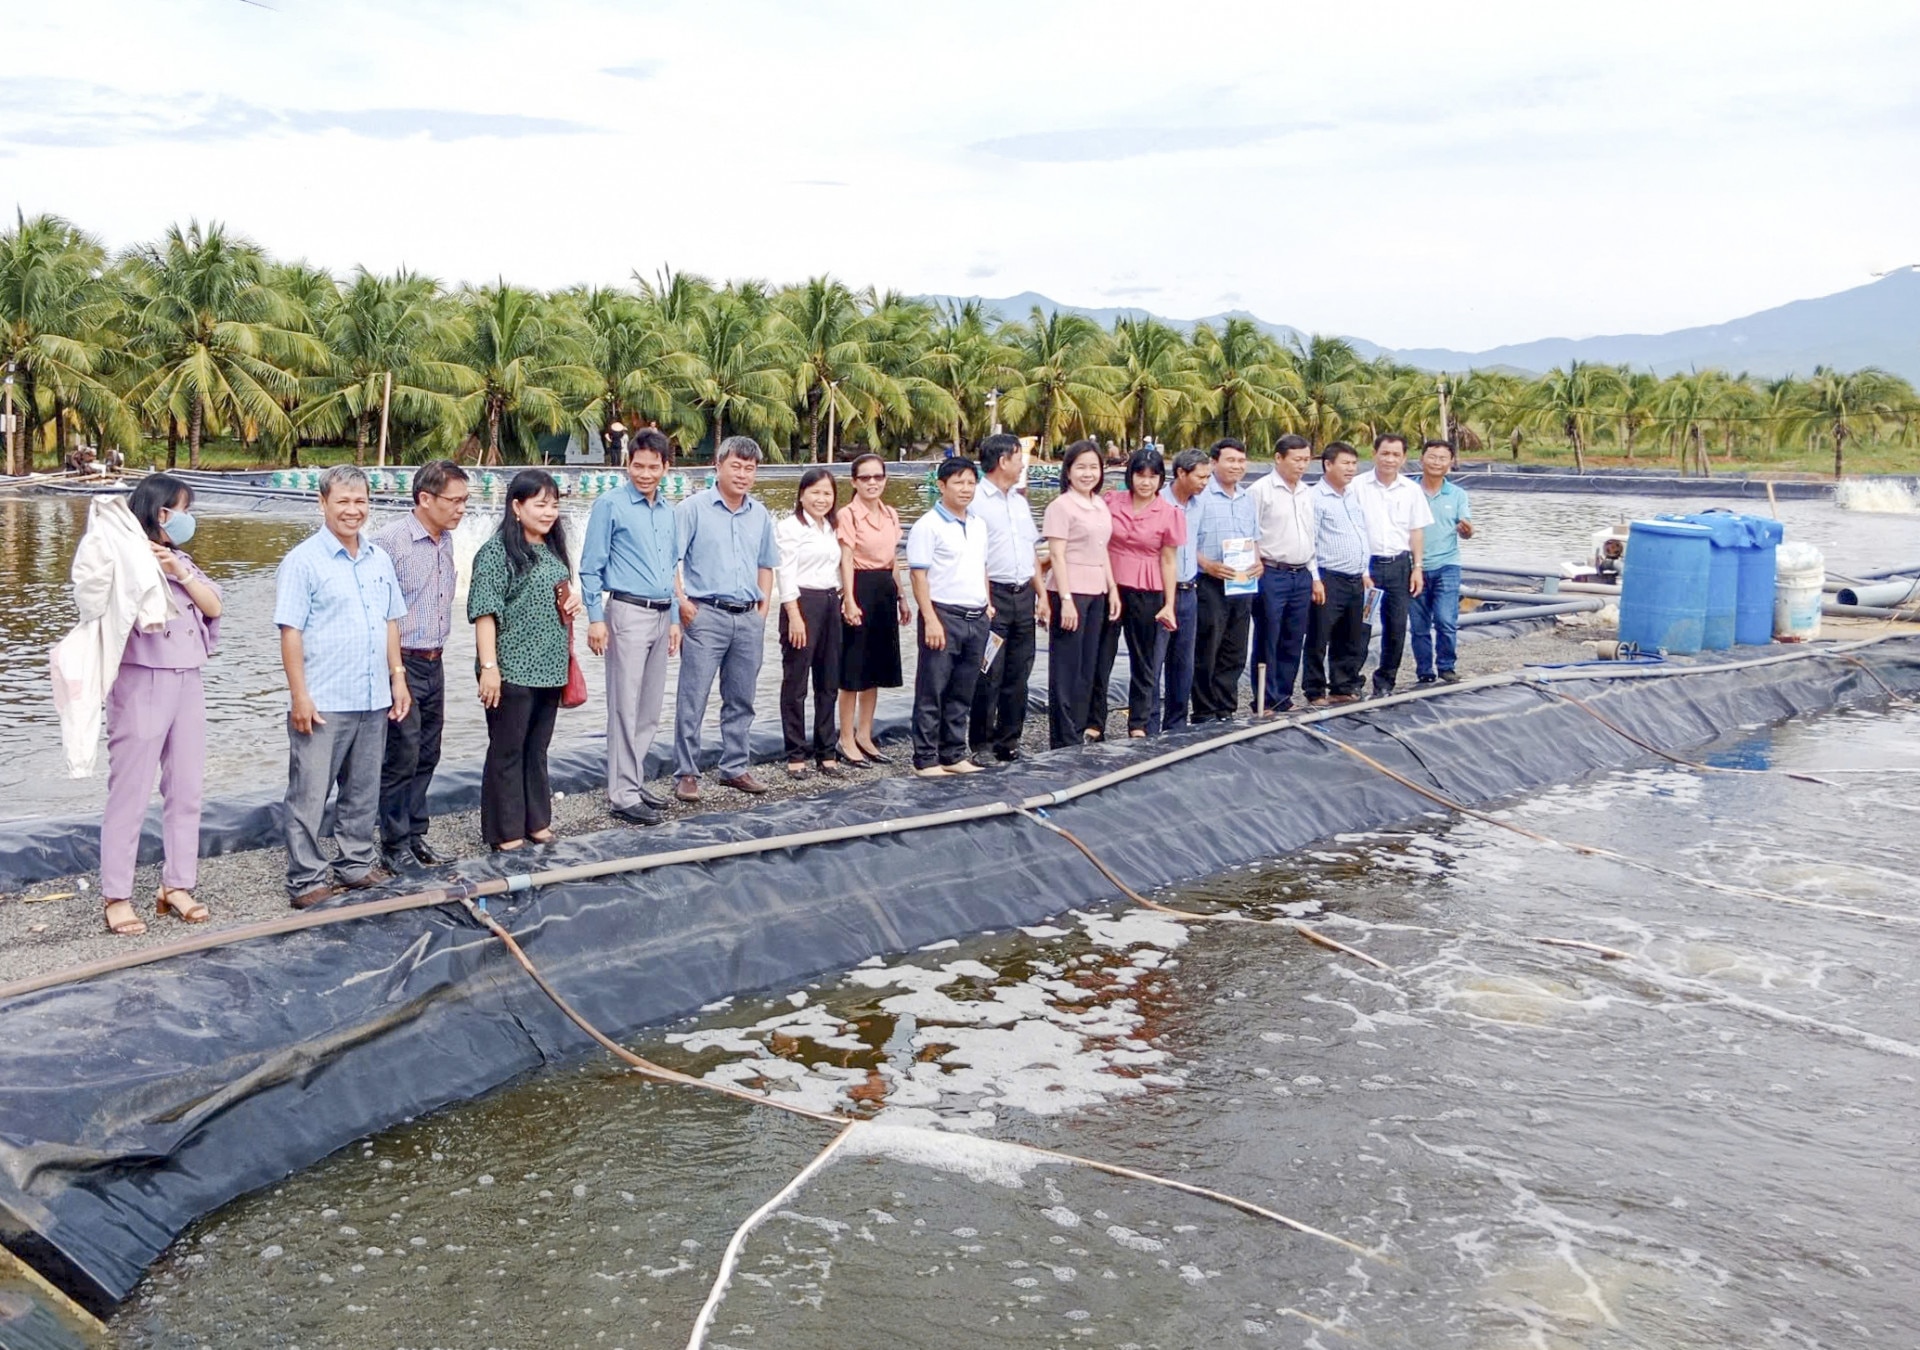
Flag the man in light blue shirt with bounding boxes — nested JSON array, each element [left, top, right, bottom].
[[1410, 438, 1474, 685], [1190, 438, 1261, 721], [1302, 443, 1372, 705], [275, 464, 410, 907], [581, 428, 681, 825], [672, 436, 780, 801]]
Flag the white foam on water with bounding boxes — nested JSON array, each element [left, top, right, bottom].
[[837, 1124, 1042, 1188], [1836, 479, 1920, 514]]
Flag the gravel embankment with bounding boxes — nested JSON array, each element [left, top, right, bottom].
[[0, 621, 1613, 986]]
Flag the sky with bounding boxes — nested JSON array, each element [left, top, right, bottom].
[[3, 0, 1918, 352]]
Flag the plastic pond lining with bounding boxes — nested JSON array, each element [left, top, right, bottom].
[[2, 635, 1916, 1313]]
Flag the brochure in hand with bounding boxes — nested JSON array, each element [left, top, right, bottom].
[[1222, 537, 1258, 597]]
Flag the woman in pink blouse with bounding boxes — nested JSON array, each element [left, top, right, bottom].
[[1090, 448, 1184, 737], [1042, 440, 1121, 748], [100, 473, 223, 935]]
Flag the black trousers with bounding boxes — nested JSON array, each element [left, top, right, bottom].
[[1090, 587, 1169, 735], [378, 651, 445, 848], [1304, 570, 1368, 699], [1192, 575, 1252, 721], [1047, 592, 1108, 748], [1369, 552, 1413, 695], [779, 587, 842, 761], [971, 581, 1037, 756], [912, 604, 989, 769], [481, 682, 562, 846]]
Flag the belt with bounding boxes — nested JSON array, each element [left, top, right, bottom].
[[1260, 559, 1312, 572], [1321, 567, 1364, 581], [608, 590, 672, 611], [1369, 551, 1412, 565], [696, 597, 757, 614], [989, 578, 1032, 590], [400, 647, 442, 661], [1175, 581, 1197, 592], [934, 602, 988, 619]]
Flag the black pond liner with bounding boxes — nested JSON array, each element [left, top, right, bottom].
[[3, 636, 1915, 1313]]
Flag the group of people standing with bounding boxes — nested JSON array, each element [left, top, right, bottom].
[[77, 427, 1469, 934]]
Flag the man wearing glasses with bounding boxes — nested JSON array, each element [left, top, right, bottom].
[[371, 458, 469, 871]]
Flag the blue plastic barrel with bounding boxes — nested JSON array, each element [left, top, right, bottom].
[[1657, 512, 1743, 650], [1734, 517, 1784, 645], [1620, 520, 1712, 654]]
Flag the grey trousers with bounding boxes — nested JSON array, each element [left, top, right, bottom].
[[286, 708, 387, 897], [604, 600, 674, 810], [674, 602, 765, 778]]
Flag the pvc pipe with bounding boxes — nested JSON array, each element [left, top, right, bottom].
[[1849, 561, 1920, 582], [1458, 598, 1604, 626], [1836, 579, 1920, 607], [1463, 586, 1617, 605], [1822, 601, 1920, 621], [1461, 568, 1619, 595]]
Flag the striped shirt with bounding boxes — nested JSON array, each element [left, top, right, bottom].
[[1310, 480, 1371, 578], [273, 528, 407, 711], [372, 511, 455, 650]]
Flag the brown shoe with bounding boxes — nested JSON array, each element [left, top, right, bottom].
[[291, 884, 340, 910], [1327, 693, 1359, 705], [337, 866, 393, 892], [1308, 696, 1331, 708], [719, 772, 770, 795], [674, 774, 702, 803]]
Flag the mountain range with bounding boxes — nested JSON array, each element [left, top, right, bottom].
[[929, 268, 1920, 382]]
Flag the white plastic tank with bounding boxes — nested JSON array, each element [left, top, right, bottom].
[[1773, 541, 1824, 641]]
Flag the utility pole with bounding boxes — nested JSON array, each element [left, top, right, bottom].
[[2, 363, 14, 477], [986, 387, 1002, 436], [825, 379, 840, 463], [1436, 376, 1452, 444], [375, 370, 393, 469]]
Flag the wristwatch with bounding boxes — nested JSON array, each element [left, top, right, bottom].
[[480, 660, 498, 670]]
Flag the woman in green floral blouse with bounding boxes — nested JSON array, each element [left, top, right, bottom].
[[468, 470, 584, 850]]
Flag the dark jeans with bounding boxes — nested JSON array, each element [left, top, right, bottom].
[[912, 603, 989, 768], [971, 581, 1037, 757], [1156, 584, 1198, 732], [780, 587, 842, 761], [1410, 564, 1462, 679], [1304, 570, 1368, 699], [1252, 565, 1313, 712], [378, 652, 445, 849], [1090, 587, 1170, 735], [1369, 551, 1413, 695], [1047, 592, 1108, 748], [482, 682, 562, 846], [1192, 575, 1252, 721]]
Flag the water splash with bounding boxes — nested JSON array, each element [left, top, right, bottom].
[[1835, 479, 1920, 514]]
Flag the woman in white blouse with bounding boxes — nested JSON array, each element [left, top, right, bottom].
[[777, 468, 847, 776]]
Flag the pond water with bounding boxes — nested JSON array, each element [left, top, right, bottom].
[[108, 703, 1920, 1348], [1, 480, 1914, 823]]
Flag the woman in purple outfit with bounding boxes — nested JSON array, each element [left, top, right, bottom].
[[99, 473, 223, 935]]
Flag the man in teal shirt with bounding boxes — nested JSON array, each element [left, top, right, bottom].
[[1410, 439, 1473, 684]]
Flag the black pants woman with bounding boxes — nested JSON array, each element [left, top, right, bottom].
[[780, 587, 843, 769], [1047, 598, 1108, 747], [482, 683, 563, 844], [1087, 587, 1170, 736]]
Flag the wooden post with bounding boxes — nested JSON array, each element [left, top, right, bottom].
[[1, 1241, 111, 1344], [376, 370, 393, 469]]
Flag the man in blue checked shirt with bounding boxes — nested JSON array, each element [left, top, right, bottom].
[[1302, 442, 1373, 706], [275, 465, 411, 909], [672, 436, 780, 802], [581, 428, 682, 826]]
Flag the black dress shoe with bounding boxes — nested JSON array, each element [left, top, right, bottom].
[[611, 802, 665, 826], [993, 747, 1022, 763], [410, 839, 448, 866], [636, 785, 669, 810], [381, 849, 418, 875]]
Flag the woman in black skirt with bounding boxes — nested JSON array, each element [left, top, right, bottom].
[[835, 453, 909, 765]]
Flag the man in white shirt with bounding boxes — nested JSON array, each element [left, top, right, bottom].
[[1246, 433, 1317, 712], [969, 434, 1050, 763], [1351, 433, 1434, 697], [905, 457, 993, 776]]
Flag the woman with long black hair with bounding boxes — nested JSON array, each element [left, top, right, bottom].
[[93, 472, 223, 934], [467, 469, 582, 851], [835, 453, 910, 765], [777, 467, 845, 777]]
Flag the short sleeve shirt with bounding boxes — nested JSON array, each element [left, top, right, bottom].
[[675, 489, 780, 604], [1102, 489, 1184, 593], [836, 499, 903, 571], [905, 503, 989, 607], [1421, 478, 1472, 569], [1042, 491, 1113, 596], [466, 534, 572, 688], [273, 529, 407, 712]]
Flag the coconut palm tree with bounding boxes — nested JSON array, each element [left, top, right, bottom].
[[1110, 317, 1203, 450], [1650, 368, 1737, 477], [563, 285, 703, 452], [120, 220, 322, 468], [297, 267, 474, 464], [1519, 360, 1626, 473], [865, 290, 956, 456], [1287, 334, 1364, 450], [911, 299, 1011, 454], [778, 277, 905, 461], [453, 283, 594, 465], [684, 282, 797, 458], [1779, 365, 1904, 478], [998, 307, 1118, 454]]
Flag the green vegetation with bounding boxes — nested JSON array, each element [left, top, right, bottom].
[[2, 212, 1917, 476]]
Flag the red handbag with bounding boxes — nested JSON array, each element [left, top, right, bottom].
[[556, 582, 588, 709]]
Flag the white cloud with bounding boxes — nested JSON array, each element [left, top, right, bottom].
[[3, 0, 1918, 351]]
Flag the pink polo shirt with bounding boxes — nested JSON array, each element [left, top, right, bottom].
[[1102, 489, 1185, 593], [1043, 490, 1114, 596]]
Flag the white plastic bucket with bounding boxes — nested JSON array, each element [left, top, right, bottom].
[[1773, 541, 1824, 641]]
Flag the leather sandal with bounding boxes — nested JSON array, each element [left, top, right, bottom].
[[104, 899, 147, 936], [156, 886, 209, 924]]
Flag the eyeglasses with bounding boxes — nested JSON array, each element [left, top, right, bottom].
[[430, 493, 471, 508], [852, 474, 886, 483]]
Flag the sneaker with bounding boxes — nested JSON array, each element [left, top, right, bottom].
[[1414, 675, 1437, 688]]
